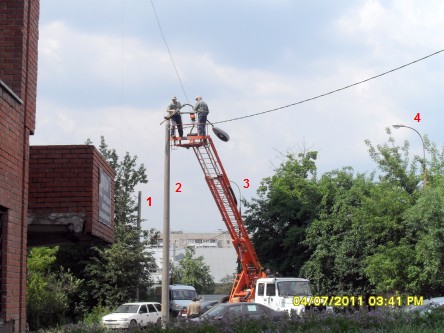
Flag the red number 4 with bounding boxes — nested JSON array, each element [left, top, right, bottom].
[[414, 113, 421, 122]]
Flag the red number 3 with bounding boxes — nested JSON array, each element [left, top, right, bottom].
[[243, 178, 250, 189]]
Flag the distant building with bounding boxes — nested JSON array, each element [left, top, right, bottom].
[[168, 230, 233, 249], [150, 231, 237, 283]]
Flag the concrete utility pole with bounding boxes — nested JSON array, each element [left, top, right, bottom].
[[161, 121, 171, 323], [135, 191, 142, 301]]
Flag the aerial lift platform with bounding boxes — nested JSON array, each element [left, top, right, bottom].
[[171, 133, 265, 302]]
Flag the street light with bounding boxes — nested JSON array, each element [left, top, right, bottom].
[[392, 124, 428, 187]]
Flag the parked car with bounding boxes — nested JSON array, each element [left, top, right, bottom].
[[102, 302, 161, 329], [406, 297, 444, 314], [200, 300, 219, 315], [176, 300, 219, 318], [193, 302, 281, 321]]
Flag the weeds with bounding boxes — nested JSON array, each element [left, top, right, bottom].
[[37, 307, 444, 333]]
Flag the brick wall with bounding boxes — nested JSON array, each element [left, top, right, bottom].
[[28, 145, 115, 245], [0, 1, 39, 331]]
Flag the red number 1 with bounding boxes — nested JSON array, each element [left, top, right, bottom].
[[414, 113, 421, 122], [146, 197, 152, 206]]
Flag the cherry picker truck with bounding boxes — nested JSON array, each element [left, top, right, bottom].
[[169, 111, 322, 314]]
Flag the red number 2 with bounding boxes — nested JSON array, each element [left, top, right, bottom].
[[414, 113, 421, 122], [175, 182, 182, 192]]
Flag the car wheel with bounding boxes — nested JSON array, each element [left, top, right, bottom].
[[128, 320, 138, 331]]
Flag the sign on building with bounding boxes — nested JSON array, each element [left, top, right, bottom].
[[99, 168, 112, 226]]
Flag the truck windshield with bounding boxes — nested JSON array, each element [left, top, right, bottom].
[[171, 289, 197, 300], [277, 281, 311, 296]]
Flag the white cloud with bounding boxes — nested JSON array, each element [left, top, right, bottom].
[[35, 1, 444, 232], [337, 0, 444, 54]]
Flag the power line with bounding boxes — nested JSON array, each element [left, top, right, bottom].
[[213, 49, 444, 125], [150, 0, 190, 104]]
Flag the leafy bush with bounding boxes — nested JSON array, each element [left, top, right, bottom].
[[37, 307, 444, 333], [82, 304, 113, 325]]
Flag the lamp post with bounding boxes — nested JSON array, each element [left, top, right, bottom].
[[392, 124, 428, 187]]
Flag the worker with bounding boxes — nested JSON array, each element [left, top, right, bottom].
[[167, 96, 183, 138], [186, 297, 201, 319], [265, 268, 275, 277], [194, 96, 209, 136]]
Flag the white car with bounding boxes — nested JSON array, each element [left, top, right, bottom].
[[102, 302, 161, 329]]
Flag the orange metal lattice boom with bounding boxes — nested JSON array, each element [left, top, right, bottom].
[[171, 134, 265, 302]]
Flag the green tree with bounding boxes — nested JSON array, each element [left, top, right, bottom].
[[52, 137, 159, 317], [172, 247, 215, 294], [359, 129, 438, 295], [243, 151, 320, 276], [300, 168, 377, 295], [82, 136, 159, 307], [84, 228, 159, 307], [364, 128, 421, 193], [97, 136, 147, 228], [27, 247, 82, 330], [401, 175, 444, 296]]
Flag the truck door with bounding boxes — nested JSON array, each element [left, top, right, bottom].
[[265, 283, 277, 309], [255, 282, 266, 305]]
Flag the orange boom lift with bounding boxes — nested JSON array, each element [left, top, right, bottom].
[[171, 129, 265, 302]]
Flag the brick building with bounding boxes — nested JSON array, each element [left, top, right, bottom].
[[1, 2, 115, 332], [0, 1, 40, 331], [28, 145, 115, 246]]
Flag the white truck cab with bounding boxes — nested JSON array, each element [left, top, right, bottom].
[[254, 277, 314, 314]]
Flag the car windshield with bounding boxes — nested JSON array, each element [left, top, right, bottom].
[[201, 304, 226, 318], [277, 281, 312, 296], [113, 304, 140, 313], [171, 289, 197, 300]]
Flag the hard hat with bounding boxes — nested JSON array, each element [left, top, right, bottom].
[[195, 96, 202, 101], [172, 96, 177, 100]]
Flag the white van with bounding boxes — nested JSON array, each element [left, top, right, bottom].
[[151, 284, 198, 317]]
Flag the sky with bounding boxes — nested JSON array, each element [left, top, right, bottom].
[[33, 0, 444, 235]]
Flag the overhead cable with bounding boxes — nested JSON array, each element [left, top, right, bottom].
[[150, 0, 190, 104], [213, 49, 444, 125]]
